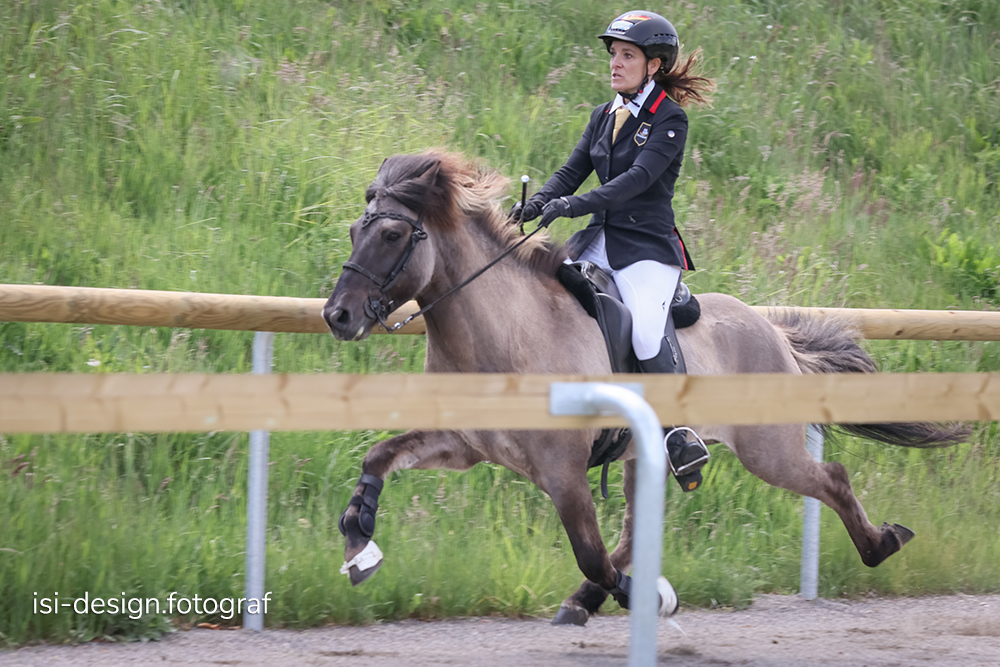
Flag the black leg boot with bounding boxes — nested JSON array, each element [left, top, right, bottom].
[[637, 333, 710, 492]]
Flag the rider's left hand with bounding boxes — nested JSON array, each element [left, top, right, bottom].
[[539, 197, 573, 228]]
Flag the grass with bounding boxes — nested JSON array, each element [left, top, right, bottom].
[[1, 0, 999, 645]]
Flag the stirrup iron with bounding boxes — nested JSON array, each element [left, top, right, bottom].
[[664, 426, 710, 476]]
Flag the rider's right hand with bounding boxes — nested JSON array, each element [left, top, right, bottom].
[[508, 201, 523, 223], [516, 198, 543, 223]]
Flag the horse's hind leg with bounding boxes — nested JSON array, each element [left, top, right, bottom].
[[735, 424, 915, 568], [553, 459, 636, 626], [340, 429, 484, 585]]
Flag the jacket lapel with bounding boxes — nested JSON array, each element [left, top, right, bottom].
[[594, 106, 612, 182], [602, 107, 615, 156]]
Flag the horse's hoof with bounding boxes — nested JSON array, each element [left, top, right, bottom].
[[340, 540, 384, 586], [657, 576, 679, 618], [348, 559, 383, 587], [552, 604, 589, 626], [891, 523, 915, 546], [864, 523, 916, 567]]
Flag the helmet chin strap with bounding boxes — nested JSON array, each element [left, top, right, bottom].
[[621, 70, 650, 104]]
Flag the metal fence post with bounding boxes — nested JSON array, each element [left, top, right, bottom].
[[800, 424, 824, 600], [244, 331, 275, 631], [550, 382, 667, 667]]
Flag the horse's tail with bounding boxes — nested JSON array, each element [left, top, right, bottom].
[[769, 311, 970, 448]]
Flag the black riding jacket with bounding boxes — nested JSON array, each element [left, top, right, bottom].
[[534, 82, 694, 271]]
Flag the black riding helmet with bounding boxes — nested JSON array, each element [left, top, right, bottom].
[[599, 11, 679, 76]]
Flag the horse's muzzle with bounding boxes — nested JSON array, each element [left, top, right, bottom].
[[322, 301, 372, 341]]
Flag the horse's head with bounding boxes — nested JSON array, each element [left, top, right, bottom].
[[323, 156, 443, 341]]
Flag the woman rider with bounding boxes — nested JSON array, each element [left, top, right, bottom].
[[516, 11, 715, 490]]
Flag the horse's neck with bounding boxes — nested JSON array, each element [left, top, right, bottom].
[[419, 229, 605, 374], [420, 262, 546, 373]]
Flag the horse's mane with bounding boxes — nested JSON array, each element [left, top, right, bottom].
[[366, 151, 567, 275]]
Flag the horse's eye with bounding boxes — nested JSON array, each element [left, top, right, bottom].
[[385, 231, 402, 243]]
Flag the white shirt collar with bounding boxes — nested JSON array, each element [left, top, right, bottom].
[[610, 83, 655, 117]]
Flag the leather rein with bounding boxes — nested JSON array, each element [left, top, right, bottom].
[[341, 206, 544, 332]]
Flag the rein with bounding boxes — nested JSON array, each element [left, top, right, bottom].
[[342, 207, 545, 333]]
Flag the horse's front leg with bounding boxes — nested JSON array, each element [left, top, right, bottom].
[[542, 454, 677, 627], [541, 462, 618, 603], [339, 429, 484, 585], [553, 458, 636, 626]]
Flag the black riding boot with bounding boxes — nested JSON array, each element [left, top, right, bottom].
[[637, 334, 710, 492]]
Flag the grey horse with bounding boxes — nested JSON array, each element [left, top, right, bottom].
[[322, 151, 967, 625]]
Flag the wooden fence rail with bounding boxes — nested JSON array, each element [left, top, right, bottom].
[[3, 284, 995, 626], [2, 372, 996, 434], [2, 284, 1000, 340]]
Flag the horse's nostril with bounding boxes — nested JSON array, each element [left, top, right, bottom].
[[323, 306, 350, 332]]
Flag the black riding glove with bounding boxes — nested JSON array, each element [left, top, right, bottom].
[[508, 199, 544, 224], [539, 197, 573, 228], [508, 200, 524, 223], [520, 197, 544, 223]]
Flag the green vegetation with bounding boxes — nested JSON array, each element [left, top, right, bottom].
[[1, 0, 998, 644]]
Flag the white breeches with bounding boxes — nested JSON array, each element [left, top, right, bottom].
[[574, 231, 682, 361]]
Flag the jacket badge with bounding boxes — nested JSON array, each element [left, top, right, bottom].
[[634, 122, 651, 146]]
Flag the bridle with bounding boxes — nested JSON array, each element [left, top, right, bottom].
[[341, 208, 428, 332], [341, 204, 543, 332]]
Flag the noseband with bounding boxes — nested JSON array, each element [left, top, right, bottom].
[[341, 208, 427, 330]]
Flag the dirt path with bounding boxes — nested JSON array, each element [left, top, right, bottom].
[[4, 594, 999, 666]]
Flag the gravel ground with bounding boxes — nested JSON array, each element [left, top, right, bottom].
[[3, 594, 999, 666]]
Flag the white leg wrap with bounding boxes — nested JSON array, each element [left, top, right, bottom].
[[657, 575, 679, 618], [340, 540, 383, 575]]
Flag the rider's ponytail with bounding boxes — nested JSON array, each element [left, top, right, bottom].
[[654, 48, 714, 108]]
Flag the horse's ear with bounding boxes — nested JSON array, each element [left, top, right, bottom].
[[416, 160, 441, 191]]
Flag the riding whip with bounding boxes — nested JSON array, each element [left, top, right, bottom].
[[518, 174, 529, 234]]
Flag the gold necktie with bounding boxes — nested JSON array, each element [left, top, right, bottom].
[[612, 106, 631, 143]]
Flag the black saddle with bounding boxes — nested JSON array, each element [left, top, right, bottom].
[[556, 261, 701, 497]]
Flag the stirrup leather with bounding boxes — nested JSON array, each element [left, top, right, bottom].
[[664, 427, 710, 476]]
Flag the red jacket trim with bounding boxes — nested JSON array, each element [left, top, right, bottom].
[[674, 229, 689, 270], [649, 91, 668, 114]]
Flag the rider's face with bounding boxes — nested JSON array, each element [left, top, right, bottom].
[[609, 41, 660, 95]]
